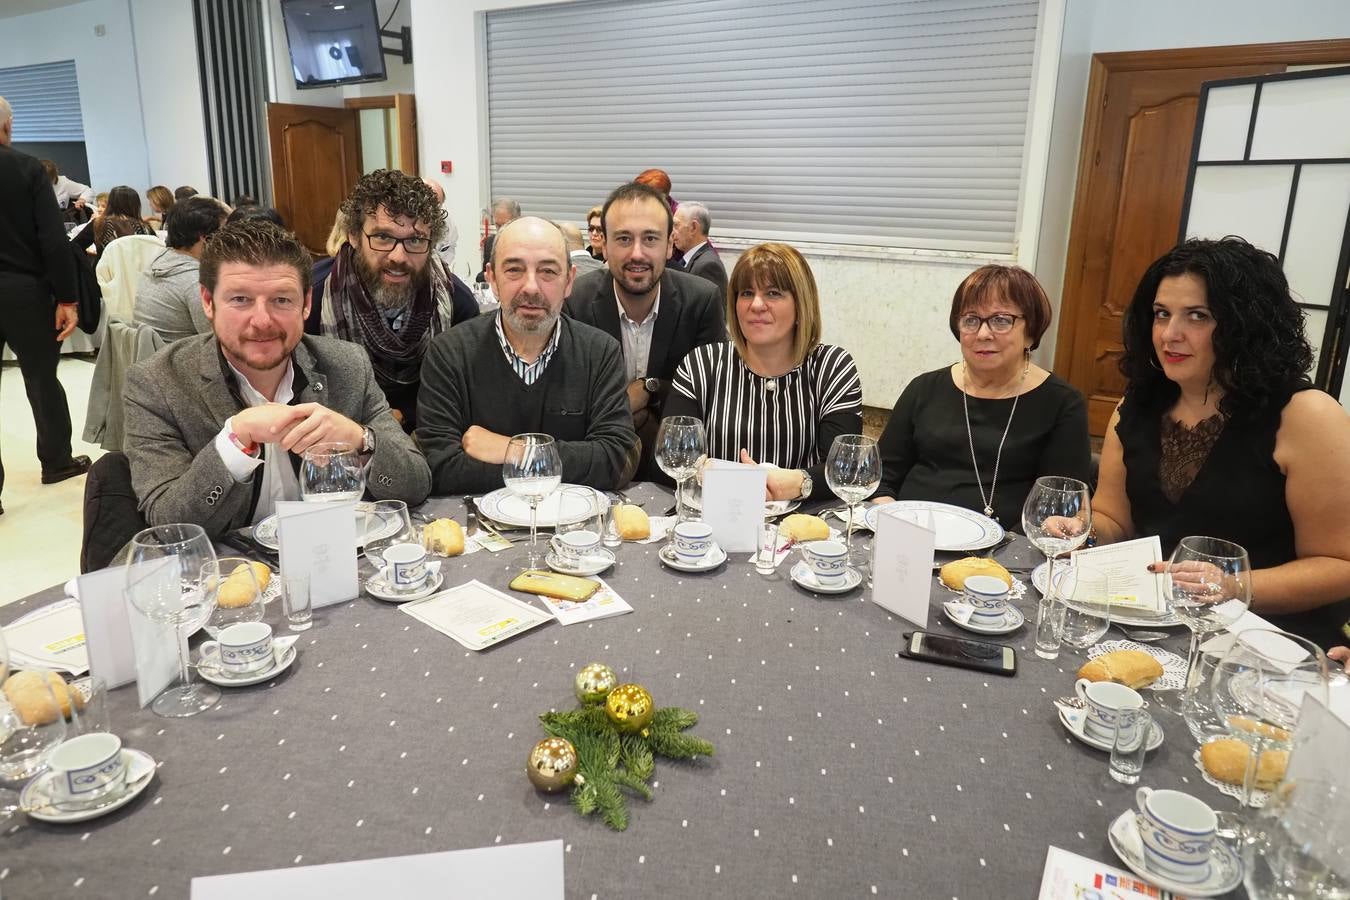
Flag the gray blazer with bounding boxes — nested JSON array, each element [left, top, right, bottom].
[[682, 243, 728, 300], [124, 334, 432, 536]]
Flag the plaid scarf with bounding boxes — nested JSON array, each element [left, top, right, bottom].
[[322, 242, 448, 387]]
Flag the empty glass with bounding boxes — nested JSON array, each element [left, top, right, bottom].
[[824, 434, 881, 565], [1021, 476, 1091, 660], [203, 557, 265, 636], [1244, 778, 1349, 899], [502, 433, 562, 568], [1108, 707, 1151, 784], [300, 441, 366, 502], [282, 572, 313, 631], [756, 521, 781, 576], [0, 672, 67, 781], [68, 676, 110, 735], [654, 416, 706, 527], [1059, 569, 1113, 650]]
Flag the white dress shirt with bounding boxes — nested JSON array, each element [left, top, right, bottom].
[[213, 361, 300, 524], [615, 284, 660, 383]]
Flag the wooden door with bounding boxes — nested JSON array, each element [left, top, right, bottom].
[[267, 102, 360, 257]]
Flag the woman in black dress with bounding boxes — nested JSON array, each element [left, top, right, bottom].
[[873, 265, 1091, 526], [1084, 237, 1350, 649]]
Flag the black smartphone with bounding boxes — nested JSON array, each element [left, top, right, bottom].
[[898, 631, 1016, 676]]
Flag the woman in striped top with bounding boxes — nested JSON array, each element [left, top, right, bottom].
[[665, 243, 863, 501]]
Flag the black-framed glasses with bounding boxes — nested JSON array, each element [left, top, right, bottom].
[[958, 313, 1023, 335], [364, 231, 431, 254]]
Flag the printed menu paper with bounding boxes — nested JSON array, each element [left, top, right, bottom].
[[538, 577, 633, 626], [1039, 846, 1178, 899], [3, 598, 88, 675], [701, 462, 768, 553], [76, 568, 140, 687], [1069, 536, 1165, 613], [122, 556, 186, 708], [399, 579, 551, 650], [869, 506, 935, 628], [276, 500, 359, 609], [191, 839, 564, 899]]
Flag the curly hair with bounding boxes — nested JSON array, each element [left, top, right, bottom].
[[339, 169, 446, 244], [200, 218, 312, 296], [1119, 236, 1314, 419]]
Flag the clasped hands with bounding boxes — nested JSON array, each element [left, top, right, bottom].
[[232, 403, 364, 456], [692, 450, 802, 501]]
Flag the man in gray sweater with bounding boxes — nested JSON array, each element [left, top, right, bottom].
[[416, 217, 637, 495], [133, 196, 227, 342]]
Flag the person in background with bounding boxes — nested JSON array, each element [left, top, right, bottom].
[[133, 195, 229, 342], [39, 159, 95, 213], [422, 177, 460, 270], [1062, 237, 1350, 650], [672, 201, 727, 298], [0, 95, 90, 515], [559, 222, 604, 276], [476, 198, 521, 284], [224, 205, 285, 228], [310, 209, 350, 288], [586, 205, 605, 261], [146, 185, 174, 231], [71, 184, 154, 259], [665, 243, 862, 501], [230, 194, 257, 209], [174, 185, 198, 202], [873, 265, 1090, 526]]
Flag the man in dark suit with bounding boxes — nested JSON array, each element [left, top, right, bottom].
[[672, 201, 728, 299], [566, 182, 725, 478], [0, 95, 91, 515]]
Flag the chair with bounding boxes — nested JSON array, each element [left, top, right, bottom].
[[94, 234, 163, 322], [83, 320, 165, 451], [80, 452, 147, 574]]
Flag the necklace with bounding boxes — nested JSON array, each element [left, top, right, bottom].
[[962, 360, 1027, 519]]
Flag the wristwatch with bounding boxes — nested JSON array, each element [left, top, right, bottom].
[[643, 377, 660, 396], [796, 470, 813, 500], [361, 426, 376, 454]]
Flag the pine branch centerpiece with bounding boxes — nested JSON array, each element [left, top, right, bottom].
[[525, 663, 715, 831]]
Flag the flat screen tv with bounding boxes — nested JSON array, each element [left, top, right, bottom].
[[281, 0, 387, 90]]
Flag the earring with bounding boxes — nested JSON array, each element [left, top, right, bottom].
[[1148, 356, 1163, 371]]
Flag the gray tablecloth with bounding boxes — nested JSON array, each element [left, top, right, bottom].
[[1, 484, 1242, 898]]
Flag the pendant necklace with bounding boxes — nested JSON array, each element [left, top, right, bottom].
[[962, 359, 1027, 520]]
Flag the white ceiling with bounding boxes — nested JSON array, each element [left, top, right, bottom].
[[0, 0, 89, 21]]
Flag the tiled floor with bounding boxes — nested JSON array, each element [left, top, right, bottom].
[[0, 356, 103, 605]]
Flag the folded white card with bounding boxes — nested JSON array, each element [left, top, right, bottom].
[[1068, 535, 1164, 612], [701, 462, 768, 553], [276, 500, 359, 609], [77, 567, 140, 688], [400, 579, 551, 650], [123, 556, 186, 708], [869, 506, 935, 628], [2, 598, 88, 675]]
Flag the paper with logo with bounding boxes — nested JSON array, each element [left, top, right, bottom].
[[1038, 845, 1178, 899], [3, 598, 88, 675], [701, 461, 767, 553], [539, 577, 633, 626], [1069, 536, 1165, 613], [869, 506, 935, 628], [275, 500, 359, 609], [75, 568, 140, 688], [399, 579, 551, 650], [122, 556, 186, 708]]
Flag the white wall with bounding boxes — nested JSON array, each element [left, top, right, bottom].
[[129, 0, 211, 192]]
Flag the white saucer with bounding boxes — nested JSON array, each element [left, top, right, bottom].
[[365, 569, 445, 602], [789, 560, 863, 594], [1107, 809, 1243, 897], [546, 548, 615, 576], [197, 642, 298, 686], [22, 748, 157, 823], [658, 544, 727, 572], [1055, 702, 1164, 753], [942, 601, 1026, 634]]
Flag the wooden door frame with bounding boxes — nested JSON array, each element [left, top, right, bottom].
[[1053, 39, 1350, 380], [343, 93, 419, 175]]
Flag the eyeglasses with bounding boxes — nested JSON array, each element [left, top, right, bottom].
[[958, 313, 1023, 335], [587, 224, 603, 234], [364, 232, 431, 254]]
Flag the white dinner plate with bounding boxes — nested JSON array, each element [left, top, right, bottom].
[[476, 486, 610, 528], [1031, 562, 1184, 627], [863, 501, 1004, 552], [253, 502, 405, 551], [678, 480, 800, 518]]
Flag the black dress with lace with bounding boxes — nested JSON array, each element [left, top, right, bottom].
[[1117, 382, 1350, 649]]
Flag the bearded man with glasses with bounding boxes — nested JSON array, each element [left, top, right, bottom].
[[307, 169, 477, 428]]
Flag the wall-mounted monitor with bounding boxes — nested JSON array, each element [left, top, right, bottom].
[[281, 0, 387, 90]]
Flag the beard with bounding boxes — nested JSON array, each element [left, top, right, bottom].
[[355, 248, 429, 310], [615, 259, 660, 297], [503, 293, 560, 336], [217, 326, 296, 375]]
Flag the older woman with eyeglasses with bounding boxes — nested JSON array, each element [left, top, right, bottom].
[[873, 264, 1091, 526]]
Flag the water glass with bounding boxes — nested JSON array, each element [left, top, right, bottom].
[[68, 676, 110, 735], [1109, 707, 1151, 784], [1021, 476, 1091, 660], [300, 442, 366, 502], [1060, 569, 1112, 650], [282, 572, 313, 631], [503, 433, 562, 568], [0, 673, 67, 780], [824, 434, 881, 564], [756, 521, 781, 576], [1244, 778, 1349, 899], [654, 416, 706, 527]]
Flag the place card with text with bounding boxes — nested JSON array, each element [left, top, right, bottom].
[[869, 505, 935, 628], [701, 462, 767, 553], [276, 500, 359, 608]]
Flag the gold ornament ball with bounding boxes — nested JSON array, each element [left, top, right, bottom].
[[526, 737, 578, 793], [574, 662, 618, 704], [605, 683, 654, 734]]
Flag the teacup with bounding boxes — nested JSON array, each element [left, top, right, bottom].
[[801, 540, 849, 585], [202, 621, 275, 675], [383, 542, 429, 590], [673, 522, 715, 564], [1074, 678, 1144, 741], [551, 530, 601, 566], [1134, 787, 1216, 883], [47, 732, 125, 804], [962, 575, 1009, 624]]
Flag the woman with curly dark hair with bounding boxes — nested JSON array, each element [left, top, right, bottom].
[[1084, 236, 1350, 648]]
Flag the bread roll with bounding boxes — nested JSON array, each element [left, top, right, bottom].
[[612, 504, 650, 541], [240, 561, 271, 592], [216, 564, 264, 609], [938, 556, 1012, 590], [423, 518, 465, 556], [1075, 650, 1164, 689], [779, 514, 830, 543], [1227, 715, 1291, 743], [1200, 737, 1288, 790], [2, 671, 83, 725]]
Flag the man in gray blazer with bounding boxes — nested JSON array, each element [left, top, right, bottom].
[[672, 201, 728, 299], [124, 219, 431, 537]]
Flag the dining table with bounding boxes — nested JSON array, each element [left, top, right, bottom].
[[0, 483, 1246, 898]]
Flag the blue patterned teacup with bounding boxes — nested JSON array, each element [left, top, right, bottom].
[[203, 621, 275, 674], [1134, 787, 1216, 883], [1075, 678, 1144, 742], [48, 732, 125, 804], [802, 540, 849, 585], [673, 522, 715, 564], [962, 575, 1009, 624]]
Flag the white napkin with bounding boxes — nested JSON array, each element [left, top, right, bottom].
[[942, 600, 975, 625], [632, 515, 678, 544]]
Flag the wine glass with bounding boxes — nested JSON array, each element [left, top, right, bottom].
[[300, 442, 366, 502], [1021, 475, 1091, 660], [203, 557, 264, 637], [1156, 535, 1252, 714], [1059, 568, 1113, 650], [1206, 628, 1327, 838], [1243, 777, 1349, 899], [362, 500, 420, 586], [125, 523, 220, 718], [825, 434, 881, 566], [502, 433, 562, 568], [654, 416, 706, 527]]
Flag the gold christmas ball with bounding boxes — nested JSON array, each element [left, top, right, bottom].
[[526, 737, 578, 793], [604, 683, 654, 734], [574, 662, 618, 704]]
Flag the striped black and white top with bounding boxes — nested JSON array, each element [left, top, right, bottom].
[[665, 342, 863, 498]]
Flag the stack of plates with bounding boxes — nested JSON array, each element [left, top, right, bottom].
[[862, 500, 1004, 552]]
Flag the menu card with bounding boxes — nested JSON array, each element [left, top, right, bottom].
[[537, 577, 633, 626], [399, 579, 551, 650], [276, 500, 359, 608], [869, 506, 935, 628], [77, 567, 140, 687], [3, 598, 88, 675], [701, 462, 767, 553], [1039, 846, 1178, 899], [1069, 536, 1165, 613]]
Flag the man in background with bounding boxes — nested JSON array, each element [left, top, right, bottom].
[[560, 222, 605, 276], [476, 197, 521, 284], [134, 195, 230, 343], [423, 176, 461, 271], [0, 95, 91, 516], [672, 201, 728, 299]]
